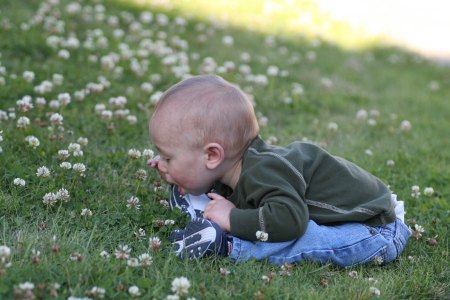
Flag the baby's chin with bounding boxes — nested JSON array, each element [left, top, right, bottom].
[[178, 186, 206, 197]]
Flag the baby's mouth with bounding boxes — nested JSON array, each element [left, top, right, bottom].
[[177, 185, 185, 196]]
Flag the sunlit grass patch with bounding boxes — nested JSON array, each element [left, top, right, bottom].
[[0, 0, 448, 298]]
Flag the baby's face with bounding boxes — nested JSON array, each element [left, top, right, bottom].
[[150, 119, 214, 196]]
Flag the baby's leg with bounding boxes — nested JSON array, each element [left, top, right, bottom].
[[169, 185, 211, 218], [230, 219, 411, 267]]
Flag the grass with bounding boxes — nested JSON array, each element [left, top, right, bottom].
[[0, 0, 449, 299]]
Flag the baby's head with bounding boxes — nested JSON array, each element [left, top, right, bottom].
[[150, 75, 259, 160]]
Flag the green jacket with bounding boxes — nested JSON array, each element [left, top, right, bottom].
[[213, 136, 396, 242]]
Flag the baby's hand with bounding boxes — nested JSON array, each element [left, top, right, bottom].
[[203, 193, 236, 232], [147, 155, 160, 168]]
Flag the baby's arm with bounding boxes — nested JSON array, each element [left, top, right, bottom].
[[202, 193, 236, 232]]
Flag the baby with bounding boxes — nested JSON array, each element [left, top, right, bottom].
[[148, 74, 410, 267]]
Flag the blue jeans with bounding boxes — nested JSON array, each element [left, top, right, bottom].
[[230, 219, 411, 267]]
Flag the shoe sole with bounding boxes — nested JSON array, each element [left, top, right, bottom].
[[182, 218, 222, 259], [169, 229, 185, 255]]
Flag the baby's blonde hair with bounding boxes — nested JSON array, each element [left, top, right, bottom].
[[150, 75, 259, 159]]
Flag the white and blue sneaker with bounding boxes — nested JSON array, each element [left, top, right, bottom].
[[169, 229, 185, 256], [169, 185, 211, 218], [170, 218, 229, 259]]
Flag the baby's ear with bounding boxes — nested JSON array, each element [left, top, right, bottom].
[[204, 143, 224, 170]]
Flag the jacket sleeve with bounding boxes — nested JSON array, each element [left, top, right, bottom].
[[228, 154, 309, 242]]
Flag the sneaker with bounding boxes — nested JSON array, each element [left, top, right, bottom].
[[180, 218, 229, 259], [169, 229, 185, 256], [169, 185, 210, 218]]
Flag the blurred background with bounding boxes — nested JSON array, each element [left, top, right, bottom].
[[314, 0, 450, 63], [138, 0, 450, 63]]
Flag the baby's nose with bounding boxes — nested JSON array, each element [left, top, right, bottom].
[[157, 163, 168, 173]]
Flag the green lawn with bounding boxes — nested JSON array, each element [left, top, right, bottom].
[[0, 0, 448, 299]]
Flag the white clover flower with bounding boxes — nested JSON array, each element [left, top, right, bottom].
[[46, 35, 60, 49], [306, 51, 316, 62], [150, 91, 164, 106], [19, 282, 35, 291], [256, 230, 268, 241], [356, 109, 368, 120], [50, 113, 63, 125], [77, 137, 88, 146], [240, 52, 251, 62], [137, 228, 146, 237], [100, 250, 110, 258], [95, 104, 106, 114], [27, 136, 40, 149], [369, 287, 381, 296], [58, 49, 70, 60], [128, 285, 140, 297], [115, 244, 131, 260], [139, 253, 153, 268], [81, 208, 92, 216], [400, 120, 411, 132], [36, 166, 51, 178], [66, 2, 81, 14], [58, 150, 70, 160], [74, 90, 86, 102], [22, 71, 35, 83], [59, 161, 72, 170], [140, 82, 153, 94], [414, 224, 425, 232], [35, 97, 46, 107], [165, 219, 175, 225], [264, 36, 276, 47], [43, 192, 57, 206], [171, 277, 191, 296], [267, 65, 279, 77], [365, 149, 373, 156], [327, 122, 338, 132], [411, 185, 420, 198], [0, 245, 11, 258], [221, 35, 234, 46], [68, 143, 81, 152], [101, 110, 113, 120], [320, 78, 333, 90], [87, 287, 106, 299], [58, 93, 71, 105], [386, 160, 395, 166], [126, 196, 141, 209], [291, 83, 304, 96], [135, 169, 147, 181], [367, 119, 377, 126], [128, 149, 141, 160], [73, 151, 83, 157], [17, 96, 34, 112], [149, 237, 161, 251], [254, 74, 268, 86], [429, 81, 439, 91], [56, 188, 70, 202], [17, 116, 31, 128], [49, 100, 60, 110], [126, 115, 137, 125], [348, 270, 358, 278], [142, 149, 154, 160], [127, 258, 140, 267], [52, 74, 64, 86], [73, 163, 86, 174], [13, 178, 26, 186], [424, 187, 434, 196]]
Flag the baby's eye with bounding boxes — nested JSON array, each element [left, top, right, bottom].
[[164, 158, 171, 162]]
